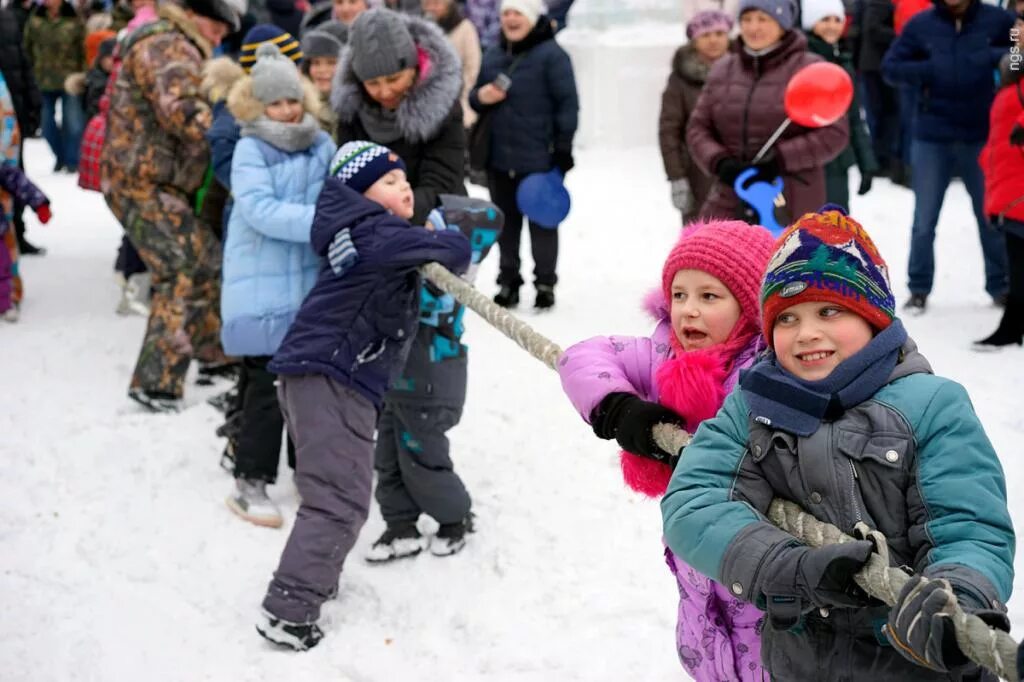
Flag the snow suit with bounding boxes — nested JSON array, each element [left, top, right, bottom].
[[265, 180, 471, 624], [101, 4, 225, 398], [558, 295, 766, 681], [662, 339, 1015, 681]]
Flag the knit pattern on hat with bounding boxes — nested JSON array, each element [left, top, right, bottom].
[[761, 209, 895, 344], [349, 9, 419, 81], [302, 27, 344, 60], [800, 0, 845, 30], [250, 43, 304, 105], [661, 220, 777, 346], [330, 140, 407, 193], [738, 0, 796, 31], [686, 10, 734, 39], [241, 24, 302, 73]]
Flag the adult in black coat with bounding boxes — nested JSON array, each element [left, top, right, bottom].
[[331, 8, 466, 225]]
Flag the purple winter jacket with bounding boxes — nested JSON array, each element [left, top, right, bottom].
[[559, 315, 766, 681]]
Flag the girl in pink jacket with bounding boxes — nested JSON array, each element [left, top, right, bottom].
[[558, 219, 775, 680]]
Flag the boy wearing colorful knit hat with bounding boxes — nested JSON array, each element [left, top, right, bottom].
[[663, 208, 1015, 681], [255, 140, 470, 651]]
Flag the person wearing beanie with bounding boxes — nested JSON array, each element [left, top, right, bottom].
[[422, 0, 482, 128], [883, 0, 1014, 316], [239, 23, 302, 72], [685, 0, 848, 222], [300, 22, 345, 129], [559, 219, 775, 680], [101, 0, 238, 412], [659, 10, 733, 223], [257, 138, 471, 651], [470, 0, 578, 310], [663, 209, 1015, 682], [801, 0, 879, 210], [82, 36, 117, 120], [218, 41, 335, 530]]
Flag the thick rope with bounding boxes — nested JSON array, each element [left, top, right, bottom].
[[421, 262, 1019, 680]]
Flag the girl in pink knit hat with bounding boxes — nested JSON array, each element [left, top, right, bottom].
[[558, 219, 775, 681]]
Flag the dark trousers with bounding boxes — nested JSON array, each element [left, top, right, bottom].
[[908, 140, 1008, 298], [40, 90, 84, 169], [488, 170, 559, 288], [233, 356, 293, 482], [374, 401, 471, 527], [860, 72, 900, 171], [115, 235, 148, 277]]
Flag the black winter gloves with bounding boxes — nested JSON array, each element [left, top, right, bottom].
[[1010, 123, 1024, 147], [590, 392, 685, 465], [553, 149, 574, 175], [758, 541, 874, 630], [715, 154, 782, 188], [714, 156, 745, 186], [886, 576, 1010, 673]]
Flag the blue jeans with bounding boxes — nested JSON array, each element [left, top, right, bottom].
[[908, 139, 1008, 298], [41, 90, 85, 169]]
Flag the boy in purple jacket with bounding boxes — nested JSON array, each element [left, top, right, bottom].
[[256, 141, 471, 651]]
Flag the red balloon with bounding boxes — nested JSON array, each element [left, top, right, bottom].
[[784, 62, 854, 128]]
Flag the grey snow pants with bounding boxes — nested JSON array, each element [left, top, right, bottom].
[[262, 374, 376, 623]]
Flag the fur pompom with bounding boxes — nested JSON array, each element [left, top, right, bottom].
[[620, 451, 674, 498]]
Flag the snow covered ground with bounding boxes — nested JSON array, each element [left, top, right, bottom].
[[2, 138, 1022, 681]]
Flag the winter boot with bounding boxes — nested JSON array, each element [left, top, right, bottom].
[[196, 361, 240, 386], [207, 386, 239, 414], [2, 303, 19, 322], [430, 512, 476, 557], [256, 609, 324, 651], [128, 387, 182, 413], [116, 272, 151, 316], [226, 478, 283, 528], [902, 294, 927, 316], [365, 523, 428, 563], [972, 298, 1024, 351], [494, 283, 520, 308], [534, 285, 555, 311]]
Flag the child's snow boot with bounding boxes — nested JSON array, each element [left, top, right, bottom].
[[256, 609, 323, 651], [430, 512, 475, 557], [2, 303, 19, 322], [196, 361, 240, 386], [116, 272, 151, 316], [365, 523, 428, 563], [226, 478, 283, 528]]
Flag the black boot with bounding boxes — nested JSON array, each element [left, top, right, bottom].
[[494, 284, 520, 308], [534, 285, 555, 310], [972, 298, 1024, 351]]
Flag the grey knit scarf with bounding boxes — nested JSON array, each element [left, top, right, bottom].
[[356, 103, 404, 144], [240, 113, 321, 152]]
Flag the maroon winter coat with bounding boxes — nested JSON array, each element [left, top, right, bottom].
[[658, 43, 715, 222], [686, 30, 849, 221]]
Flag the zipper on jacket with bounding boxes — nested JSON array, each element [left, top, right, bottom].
[[848, 461, 863, 524]]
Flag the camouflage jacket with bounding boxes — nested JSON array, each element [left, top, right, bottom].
[[101, 4, 212, 199], [22, 2, 85, 91]]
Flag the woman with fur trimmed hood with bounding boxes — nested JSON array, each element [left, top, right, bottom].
[[220, 43, 335, 528], [331, 7, 466, 225]]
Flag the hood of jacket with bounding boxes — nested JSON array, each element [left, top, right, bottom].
[[201, 56, 245, 104], [672, 42, 713, 86], [310, 178, 391, 255], [157, 3, 213, 59], [331, 14, 462, 144], [227, 71, 323, 123]]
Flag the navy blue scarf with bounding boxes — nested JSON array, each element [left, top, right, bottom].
[[740, 320, 908, 436]]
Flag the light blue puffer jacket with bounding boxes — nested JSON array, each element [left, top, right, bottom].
[[220, 130, 336, 357]]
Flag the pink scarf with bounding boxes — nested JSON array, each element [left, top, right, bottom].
[[620, 323, 758, 498]]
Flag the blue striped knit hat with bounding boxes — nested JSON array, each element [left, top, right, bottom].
[[330, 141, 407, 193], [240, 24, 303, 73], [761, 206, 895, 344]]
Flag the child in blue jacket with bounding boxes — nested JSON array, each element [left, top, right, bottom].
[[220, 42, 336, 529], [257, 140, 471, 651], [662, 208, 1015, 681]]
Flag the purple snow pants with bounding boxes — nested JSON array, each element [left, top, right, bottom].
[[263, 374, 376, 623]]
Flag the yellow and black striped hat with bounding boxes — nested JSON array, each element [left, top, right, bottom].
[[240, 24, 302, 73]]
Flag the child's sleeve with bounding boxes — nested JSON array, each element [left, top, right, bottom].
[[230, 139, 315, 243], [558, 332, 664, 424], [0, 165, 48, 211], [368, 219, 472, 275], [912, 381, 1015, 606], [662, 388, 794, 590]]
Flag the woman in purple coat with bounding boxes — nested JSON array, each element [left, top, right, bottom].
[[558, 219, 775, 680], [686, 0, 849, 221]]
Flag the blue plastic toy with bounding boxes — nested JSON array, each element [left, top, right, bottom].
[[734, 168, 787, 236], [516, 169, 571, 229]]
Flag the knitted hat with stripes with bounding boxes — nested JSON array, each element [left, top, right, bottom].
[[761, 207, 895, 344], [240, 24, 302, 73], [330, 140, 407, 193]]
